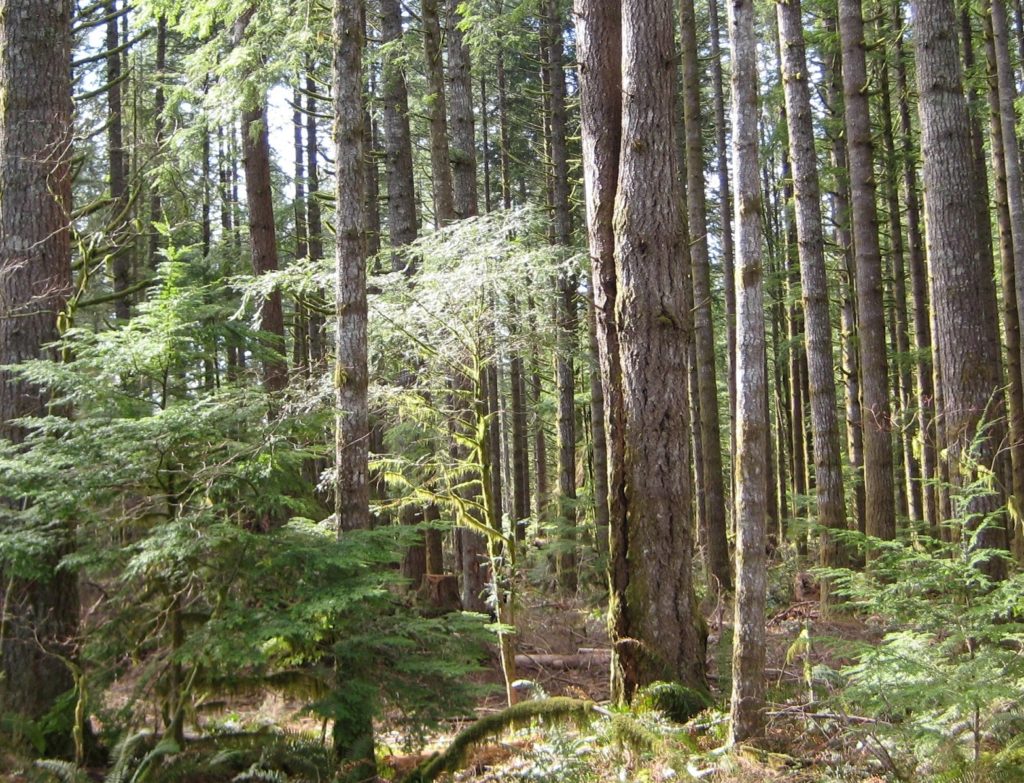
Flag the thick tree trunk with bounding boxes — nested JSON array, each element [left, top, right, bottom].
[[776, 0, 848, 577], [729, 0, 768, 742], [613, 0, 706, 697], [681, 0, 730, 590], [333, 0, 371, 535], [839, 0, 895, 541], [914, 0, 1007, 575], [0, 0, 79, 730]]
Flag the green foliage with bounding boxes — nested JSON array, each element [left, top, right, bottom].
[[2, 265, 486, 768], [633, 682, 712, 725], [818, 523, 1024, 778]]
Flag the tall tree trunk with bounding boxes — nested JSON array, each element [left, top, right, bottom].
[[422, 0, 455, 224], [913, 0, 1007, 577], [241, 103, 288, 393], [878, 55, 921, 524], [681, 0, 731, 590], [709, 0, 736, 513], [447, 0, 477, 218], [381, 0, 417, 251], [894, 6, 938, 533], [333, 0, 370, 536], [613, 0, 706, 698], [543, 0, 578, 593], [576, 0, 628, 702], [149, 15, 166, 267], [839, 0, 895, 541], [293, 95, 309, 375], [0, 0, 79, 732], [306, 73, 325, 365], [984, 5, 1024, 562], [107, 0, 130, 320], [776, 0, 848, 579], [729, 0, 768, 741]]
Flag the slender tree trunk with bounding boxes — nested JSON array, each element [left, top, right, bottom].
[[913, 0, 1008, 577], [241, 104, 288, 393], [292, 97, 309, 374], [306, 74, 325, 365], [509, 300, 531, 539], [894, 7, 938, 533], [576, 0, 628, 701], [776, 0, 848, 579], [422, 0, 455, 224], [839, 0, 896, 541], [824, 20, 866, 537], [588, 299, 610, 557], [107, 0, 130, 320], [879, 58, 922, 524], [984, 6, 1024, 561], [709, 0, 736, 514], [333, 0, 370, 536], [681, 0, 730, 590], [543, 0, 578, 593], [447, 0, 477, 218], [149, 15, 166, 267], [729, 0, 768, 741], [0, 0, 79, 731]]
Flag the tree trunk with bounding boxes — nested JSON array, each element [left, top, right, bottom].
[[107, 0, 130, 321], [381, 0, 417, 253], [681, 0, 731, 591], [241, 104, 288, 394], [576, 0, 627, 701], [149, 15, 166, 268], [333, 0, 370, 535], [913, 0, 1007, 574], [447, 0, 477, 219], [894, 6, 938, 534], [776, 0, 848, 578], [839, 0, 895, 541], [0, 0, 79, 732], [306, 73, 326, 366], [729, 0, 768, 741], [984, 4, 1024, 561], [709, 0, 736, 515], [543, 0, 577, 593], [422, 0, 455, 225], [614, 0, 706, 697]]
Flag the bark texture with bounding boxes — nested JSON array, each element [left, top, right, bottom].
[[0, 0, 79, 725], [839, 0, 896, 541], [333, 0, 371, 534], [913, 0, 1007, 574], [729, 0, 768, 742], [614, 0, 706, 697], [776, 0, 847, 575]]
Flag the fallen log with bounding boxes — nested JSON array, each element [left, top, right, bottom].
[[513, 649, 612, 670]]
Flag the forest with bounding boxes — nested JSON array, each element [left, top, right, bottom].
[[2, 0, 1024, 779]]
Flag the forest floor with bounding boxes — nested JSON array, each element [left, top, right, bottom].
[[5, 569, 905, 783]]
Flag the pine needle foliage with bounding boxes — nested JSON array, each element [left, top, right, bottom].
[[2, 263, 487, 762]]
